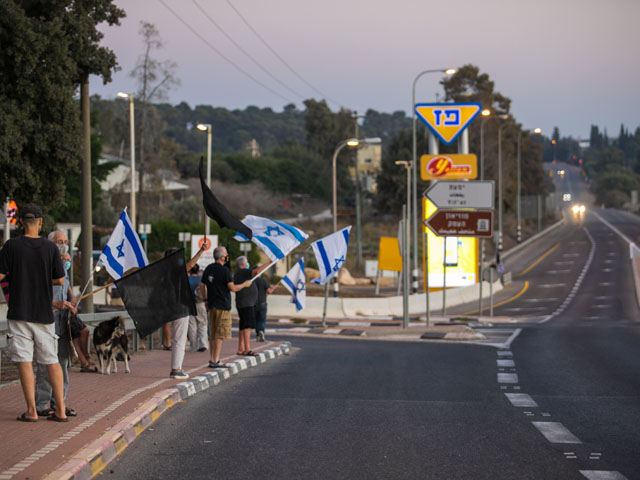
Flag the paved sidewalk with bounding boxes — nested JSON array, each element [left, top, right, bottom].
[[0, 340, 289, 480]]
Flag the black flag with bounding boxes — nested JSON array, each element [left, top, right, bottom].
[[199, 157, 252, 239], [115, 249, 196, 337]]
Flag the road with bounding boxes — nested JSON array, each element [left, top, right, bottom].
[[109, 164, 640, 479]]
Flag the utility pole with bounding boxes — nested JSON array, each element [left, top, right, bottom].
[[80, 78, 94, 313]]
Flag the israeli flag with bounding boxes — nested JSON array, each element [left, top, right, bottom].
[[281, 258, 306, 311], [99, 209, 148, 280], [311, 226, 351, 285], [234, 215, 308, 262]]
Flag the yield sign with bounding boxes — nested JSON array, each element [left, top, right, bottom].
[[415, 103, 482, 144]]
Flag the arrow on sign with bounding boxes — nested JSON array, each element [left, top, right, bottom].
[[424, 180, 494, 209]]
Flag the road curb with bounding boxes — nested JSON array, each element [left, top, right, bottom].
[[43, 342, 292, 480]]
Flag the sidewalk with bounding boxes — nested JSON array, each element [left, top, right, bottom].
[[0, 340, 290, 480]]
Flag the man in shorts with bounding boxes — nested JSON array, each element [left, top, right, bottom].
[[0, 204, 68, 422], [233, 256, 271, 356], [202, 246, 251, 368]]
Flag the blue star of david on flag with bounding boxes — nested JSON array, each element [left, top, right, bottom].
[[98, 208, 148, 280], [234, 215, 308, 262], [311, 226, 351, 286]]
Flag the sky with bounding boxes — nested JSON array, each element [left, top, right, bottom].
[[91, 0, 640, 140]]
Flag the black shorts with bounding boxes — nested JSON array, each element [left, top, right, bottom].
[[237, 306, 256, 330], [69, 313, 86, 339]]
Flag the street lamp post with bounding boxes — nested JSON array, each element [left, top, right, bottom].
[[117, 92, 136, 229], [411, 67, 456, 294], [497, 120, 513, 252], [197, 123, 212, 235], [395, 161, 412, 329], [516, 127, 542, 243]]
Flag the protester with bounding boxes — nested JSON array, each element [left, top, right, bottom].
[[202, 246, 251, 368], [165, 244, 207, 380], [0, 204, 68, 422], [35, 233, 81, 417], [232, 256, 270, 355], [254, 275, 275, 342], [187, 264, 208, 352]]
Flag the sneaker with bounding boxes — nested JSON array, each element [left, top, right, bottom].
[[258, 331, 265, 342], [170, 370, 189, 380]]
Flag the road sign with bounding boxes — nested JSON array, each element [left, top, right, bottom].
[[415, 103, 482, 144], [420, 154, 477, 180], [424, 180, 494, 209], [425, 210, 493, 238]]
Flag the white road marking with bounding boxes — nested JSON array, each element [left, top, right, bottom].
[[539, 283, 566, 288], [505, 307, 546, 312], [497, 351, 513, 357], [579, 471, 628, 480], [595, 296, 613, 300], [546, 269, 571, 274], [563, 253, 581, 257], [601, 268, 614, 273], [592, 304, 611, 309], [553, 261, 575, 266], [498, 373, 519, 383], [598, 282, 613, 286], [505, 393, 538, 407], [524, 298, 559, 302], [497, 359, 515, 367], [532, 422, 582, 444]]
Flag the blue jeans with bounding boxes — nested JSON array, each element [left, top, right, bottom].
[[255, 303, 267, 335]]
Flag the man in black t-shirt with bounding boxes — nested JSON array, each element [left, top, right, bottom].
[[0, 204, 68, 422], [202, 246, 251, 368]]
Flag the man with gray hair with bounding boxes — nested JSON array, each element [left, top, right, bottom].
[[202, 246, 251, 368], [233, 255, 271, 356]]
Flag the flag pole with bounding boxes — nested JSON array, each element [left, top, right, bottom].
[[250, 260, 277, 284]]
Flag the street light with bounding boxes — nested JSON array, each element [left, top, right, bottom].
[[516, 127, 542, 242], [197, 123, 212, 235], [117, 91, 136, 229], [395, 160, 412, 329], [497, 118, 514, 251], [411, 67, 456, 294]]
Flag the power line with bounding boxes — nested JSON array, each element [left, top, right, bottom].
[[192, 0, 306, 102], [225, 0, 345, 109], [158, 0, 295, 104]]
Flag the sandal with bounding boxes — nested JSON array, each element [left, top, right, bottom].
[[47, 413, 69, 422], [162, 344, 172, 351], [65, 407, 77, 417], [243, 351, 259, 357], [37, 408, 54, 417], [208, 361, 230, 368], [17, 413, 38, 422], [80, 364, 98, 373]]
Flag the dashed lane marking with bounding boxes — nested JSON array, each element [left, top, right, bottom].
[[532, 422, 582, 444], [505, 393, 538, 407], [545, 269, 571, 274], [524, 298, 559, 302], [579, 471, 628, 480], [497, 350, 512, 357], [498, 373, 519, 383], [497, 359, 515, 367], [539, 283, 566, 288], [518, 243, 560, 276]]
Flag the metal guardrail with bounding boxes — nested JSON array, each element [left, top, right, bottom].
[[1, 311, 141, 350]]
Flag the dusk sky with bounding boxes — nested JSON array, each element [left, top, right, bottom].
[[92, 0, 640, 140]]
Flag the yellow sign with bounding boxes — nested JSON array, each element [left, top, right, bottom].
[[415, 103, 482, 145], [420, 154, 478, 180], [377, 236, 402, 272], [423, 198, 478, 288]]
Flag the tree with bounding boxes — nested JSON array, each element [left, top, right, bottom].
[[130, 21, 180, 218], [0, 0, 124, 208]]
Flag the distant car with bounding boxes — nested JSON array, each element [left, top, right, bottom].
[[563, 193, 571, 202], [571, 204, 586, 215]]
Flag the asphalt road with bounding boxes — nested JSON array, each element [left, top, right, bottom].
[[108, 164, 640, 479]]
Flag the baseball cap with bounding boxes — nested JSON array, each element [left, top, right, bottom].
[[20, 203, 43, 219]]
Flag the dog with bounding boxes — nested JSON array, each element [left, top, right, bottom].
[[93, 316, 131, 375]]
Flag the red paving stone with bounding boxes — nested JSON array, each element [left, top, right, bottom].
[[0, 339, 277, 480]]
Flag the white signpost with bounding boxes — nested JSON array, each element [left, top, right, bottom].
[[425, 180, 495, 209]]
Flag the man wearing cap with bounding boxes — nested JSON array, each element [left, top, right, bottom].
[[0, 204, 69, 422]]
